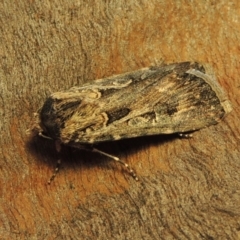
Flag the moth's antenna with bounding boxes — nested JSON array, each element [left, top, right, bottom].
[[92, 148, 139, 181]]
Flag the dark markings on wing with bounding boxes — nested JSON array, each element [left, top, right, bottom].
[[98, 88, 121, 97], [106, 108, 130, 124], [81, 69, 226, 142], [166, 105, 178, 116], [58, 100, 82, 112]]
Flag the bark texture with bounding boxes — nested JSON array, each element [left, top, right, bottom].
[[0, 0, 239, 239]]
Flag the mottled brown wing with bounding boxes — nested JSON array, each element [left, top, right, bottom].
[[39, 62, 232, 144]]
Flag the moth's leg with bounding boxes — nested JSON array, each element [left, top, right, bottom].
[[53, 142, 139, 181], [48, 140, 62, 184], [39, 132, 52, 140], [37, 133, 61, 184], [92, 148, 139, 181], [48, 159, 61, 184], [178, 133, 193, 138]]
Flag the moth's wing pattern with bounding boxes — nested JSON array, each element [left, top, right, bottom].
[[39, 62, 231, 144]]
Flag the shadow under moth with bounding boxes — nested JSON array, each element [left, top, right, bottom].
[[29, 62, 232, 183]]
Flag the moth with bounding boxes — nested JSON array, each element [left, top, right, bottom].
[[29, 62, 232, 183]]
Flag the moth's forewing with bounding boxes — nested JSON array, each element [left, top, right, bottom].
[[39, 62, 231, 144]]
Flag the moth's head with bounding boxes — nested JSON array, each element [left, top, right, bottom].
[[38, 97, 61, 140], [27, 97, 60, 140]]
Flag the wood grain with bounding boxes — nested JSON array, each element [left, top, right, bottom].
[[0, 0, 239, 239]]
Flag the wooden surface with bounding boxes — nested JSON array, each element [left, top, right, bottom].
[[1, 0, 239, 239]]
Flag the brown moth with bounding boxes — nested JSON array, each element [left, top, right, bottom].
[[29, 62, 232, 183]]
